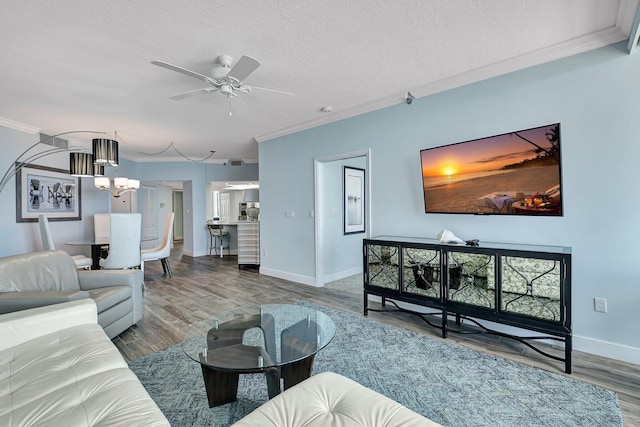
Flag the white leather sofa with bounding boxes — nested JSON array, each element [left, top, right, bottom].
[[0, 250, 143, 338], [0, 299, 170, 426], [231, 371, 442, 427]]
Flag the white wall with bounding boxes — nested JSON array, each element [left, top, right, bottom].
[[258, 41, 640, 364]]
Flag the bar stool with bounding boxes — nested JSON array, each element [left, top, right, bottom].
[[208, 224, 230, 257]]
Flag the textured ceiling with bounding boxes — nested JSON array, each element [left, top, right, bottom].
[[0, 0, 636, 163]]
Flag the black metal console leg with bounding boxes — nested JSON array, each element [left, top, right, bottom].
[[363, 291, 369, 316], [441, 309, 448, 338], [565, 335, 572, 374]]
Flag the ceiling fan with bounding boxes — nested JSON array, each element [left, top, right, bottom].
[[151, 55, 293, 114]]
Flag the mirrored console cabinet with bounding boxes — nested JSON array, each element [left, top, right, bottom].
[[363, 236, 572, 373]]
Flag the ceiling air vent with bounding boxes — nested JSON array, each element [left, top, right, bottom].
[[39, 133, 68, 149], [227, 159, 243, 166]]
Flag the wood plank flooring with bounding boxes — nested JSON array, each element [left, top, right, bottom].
[[114, 243, 640, 426]]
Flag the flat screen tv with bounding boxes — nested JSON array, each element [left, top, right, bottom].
[[420, 123, 562, 216]]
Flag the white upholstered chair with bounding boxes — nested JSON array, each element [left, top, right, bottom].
[[93, 213, 110, 257], [37, 215, 93, 269], [99, 213, 142, 270], [93, 213, 111, 241], [141, 212, 175, 277]]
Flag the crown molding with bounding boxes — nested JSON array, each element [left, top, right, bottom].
[[128, 155, 258, 164], [0, 117, 41, 134], [256, 26, 627, 144]]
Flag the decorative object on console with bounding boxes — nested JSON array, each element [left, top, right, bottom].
[[420, 123, 562, 215], [437, 228, 465, 244]]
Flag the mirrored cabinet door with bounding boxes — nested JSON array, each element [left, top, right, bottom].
[[365, 244, 400, 291], [402, 247, 441, 299], [499, 256, 562, 322], [447, 252, 496, 309]]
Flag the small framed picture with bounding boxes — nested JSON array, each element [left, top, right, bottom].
[[15, 163, 81, 222], [343, 166, 365, 234]]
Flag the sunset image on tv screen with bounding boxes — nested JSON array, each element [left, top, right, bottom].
[[421, 123, 562, 216]]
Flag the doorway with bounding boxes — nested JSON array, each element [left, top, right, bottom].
[[140, 186, 157, 250], [172, 191, 184, 240], [314, 149, 371, 287]]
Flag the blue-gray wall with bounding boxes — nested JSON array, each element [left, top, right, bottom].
[[258, 42, 640, 364]]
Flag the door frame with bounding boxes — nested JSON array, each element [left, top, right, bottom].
[[313, 149, 371, 287]]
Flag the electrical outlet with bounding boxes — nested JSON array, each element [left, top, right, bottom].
[[594, 297, 607, 313]]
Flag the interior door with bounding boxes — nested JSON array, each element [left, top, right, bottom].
[[140, 186, 157, 249], [173, 191, 184, 240], [220, 192, 231, 222]]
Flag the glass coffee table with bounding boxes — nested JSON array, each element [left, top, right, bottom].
[[181, 304, 335, 407]]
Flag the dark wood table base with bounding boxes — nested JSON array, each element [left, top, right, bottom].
[[200, 355, 316, 408]]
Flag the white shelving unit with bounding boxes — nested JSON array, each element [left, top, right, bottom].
[[237, 222, 260, 266]]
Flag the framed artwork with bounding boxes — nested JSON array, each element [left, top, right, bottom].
[[15, 163, 81, 222], [343, 166, 365, 234]]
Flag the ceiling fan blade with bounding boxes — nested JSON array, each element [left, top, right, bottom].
[[168, 87, 218, 100], [228, 56, 261, 82], [247, 85, 295, 96], [151, 60, 214, 83]]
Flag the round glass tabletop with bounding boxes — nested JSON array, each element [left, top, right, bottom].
[[181, 304, 335, 371]]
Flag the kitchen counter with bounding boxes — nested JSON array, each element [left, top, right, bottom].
[[206, 221, 260, 265]]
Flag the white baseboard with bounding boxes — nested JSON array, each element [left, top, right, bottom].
[[573, 334, 640, 366], [259, 267, 318, 287], [323, 267, 362, 284]]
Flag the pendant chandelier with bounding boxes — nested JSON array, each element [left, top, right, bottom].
[[94, 174, 140, 198], [90, 134, 139, 197], [70, 133, 139, 197]]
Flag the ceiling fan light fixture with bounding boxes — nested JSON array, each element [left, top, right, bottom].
[[220, 84, 234, 96]]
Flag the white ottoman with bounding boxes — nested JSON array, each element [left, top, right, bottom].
[[231, 372, 442, 427]]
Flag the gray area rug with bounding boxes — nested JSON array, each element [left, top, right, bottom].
[[129, 302, 622, 427]]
